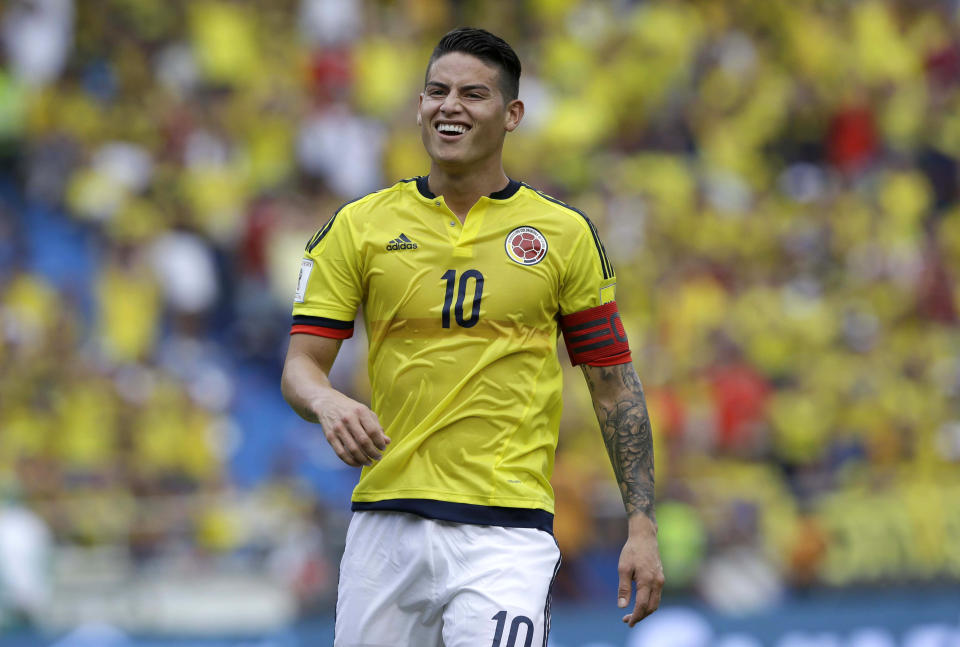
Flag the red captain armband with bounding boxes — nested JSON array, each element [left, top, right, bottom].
[[560, 301, 632, 367], [290, 315, 354, 339]]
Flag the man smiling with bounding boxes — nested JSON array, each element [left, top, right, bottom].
[[281, 27, 663, 646]]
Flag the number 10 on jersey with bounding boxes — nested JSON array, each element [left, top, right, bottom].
[[441, 269, 484, 328]]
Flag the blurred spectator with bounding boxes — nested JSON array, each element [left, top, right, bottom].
[[655, 497, 706, 591], [148, 229, 219, 316], [0, 488, 52, 624], [297, 102, 385, 198], [1, 0, 74, 87], [298, 0, 361, 47]]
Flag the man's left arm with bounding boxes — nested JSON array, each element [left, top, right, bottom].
[[581, 361, 664, 626]]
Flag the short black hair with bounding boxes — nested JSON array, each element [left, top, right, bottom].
[[425, 27, 521, 102]]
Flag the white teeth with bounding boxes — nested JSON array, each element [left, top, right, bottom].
[[437, 123, 467, 135]]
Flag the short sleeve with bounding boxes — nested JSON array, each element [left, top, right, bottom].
[[290, 210, 363, 338], [558, 222, 630, 366], [559, 224, 616, 316]]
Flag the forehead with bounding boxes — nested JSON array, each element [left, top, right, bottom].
[[426, 52, 501, 89]]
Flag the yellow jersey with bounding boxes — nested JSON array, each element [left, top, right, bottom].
[[291, 177, 620, 532]]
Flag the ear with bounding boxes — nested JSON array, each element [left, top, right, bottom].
[[504, 99, 524, 133], [417, 94, 423, 126]]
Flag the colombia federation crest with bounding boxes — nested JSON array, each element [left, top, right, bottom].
[[505, 226, 548, 266]]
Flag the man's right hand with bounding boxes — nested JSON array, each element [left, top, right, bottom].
[[310, 390, 390, 467], [282, 334, 390, 468]]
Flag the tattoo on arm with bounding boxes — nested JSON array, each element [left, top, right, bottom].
[[582, 363, 655, 521]]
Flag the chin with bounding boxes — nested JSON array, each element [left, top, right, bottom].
[[429, 148, 470, 166]]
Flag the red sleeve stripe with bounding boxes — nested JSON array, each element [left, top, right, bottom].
[[560, 301, 631, 366], [290, 315, 354, 339], [290, 325, 353, 339]]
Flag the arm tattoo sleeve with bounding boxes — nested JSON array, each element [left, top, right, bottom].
[[582, 363, 655, 521]]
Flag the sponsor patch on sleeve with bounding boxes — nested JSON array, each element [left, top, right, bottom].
[[293, 258, 314, 304]]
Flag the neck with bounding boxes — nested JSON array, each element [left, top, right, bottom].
[[428, 160, 509, 222]]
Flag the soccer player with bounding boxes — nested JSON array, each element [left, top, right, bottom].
[[281, 27, 663, 646]]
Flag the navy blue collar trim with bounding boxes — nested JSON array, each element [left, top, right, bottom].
[[415, 176, 522, 201], [415, 176, 435, 199], [489, 178, 522, 200]]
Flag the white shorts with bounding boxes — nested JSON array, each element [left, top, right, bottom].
[[334, 511, 562, 647]]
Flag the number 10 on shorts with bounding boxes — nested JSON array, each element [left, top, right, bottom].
[[491, 610, 534, 647]]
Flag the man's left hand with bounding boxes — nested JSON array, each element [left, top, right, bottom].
[[616, 515, 664, 627]]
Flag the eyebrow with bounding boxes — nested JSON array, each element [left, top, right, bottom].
[[425, 81, 492, 93]]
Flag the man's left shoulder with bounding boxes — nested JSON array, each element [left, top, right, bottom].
[[514, 183, 598, 238]]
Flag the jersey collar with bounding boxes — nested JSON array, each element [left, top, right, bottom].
[[415, 176, 521, 201]]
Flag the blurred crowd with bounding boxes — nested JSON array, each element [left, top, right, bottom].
[[1, 0, 960, 627]]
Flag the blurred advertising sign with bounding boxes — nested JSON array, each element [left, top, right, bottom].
[[611, 608, 960, 647], [547, 590, 960, 647], [4, 590, 958, 647]]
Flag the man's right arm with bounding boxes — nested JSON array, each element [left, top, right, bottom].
[[281, 334, 389, 467]]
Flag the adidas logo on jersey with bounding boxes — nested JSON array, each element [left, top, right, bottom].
[[386, 233, 419, 251]]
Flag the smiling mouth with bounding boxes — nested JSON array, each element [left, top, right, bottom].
[[435, 122, 471, 137]]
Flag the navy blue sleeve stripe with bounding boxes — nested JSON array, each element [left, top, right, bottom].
[[305, 214, 336, 251], [521, 183, 613, 279], [586, 218, 615, 278], [292, 315, 354, 329]]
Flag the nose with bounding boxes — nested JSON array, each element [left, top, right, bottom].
[[439, 92, 462, 114]]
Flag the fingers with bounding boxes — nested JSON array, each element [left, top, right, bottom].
[[626, 585, 652, 627], [619, 569, 665, 627], [340, 419, 377, 465], [345, 415, 383, 463], [325, 434, 361, 468], [321, 402, 388, 467], [359, 408, 390, 451], [617, 565, 632, 611], [647, 578, 663, 616]]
